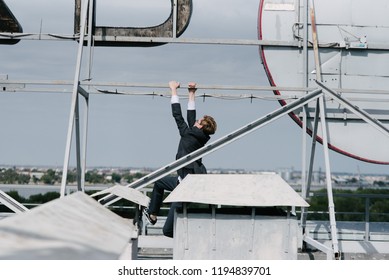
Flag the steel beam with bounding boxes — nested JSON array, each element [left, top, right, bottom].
[[317, 81, 389, 139], [4, 79, 389, 95], [60, 0, 90, 197], [2, 31, 389, 50], [0, 190, 28, 213]]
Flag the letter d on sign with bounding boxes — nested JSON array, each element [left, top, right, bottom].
[[74, 0, 193, 47]]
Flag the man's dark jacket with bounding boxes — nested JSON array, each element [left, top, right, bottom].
[[172, 103, 210, 179]]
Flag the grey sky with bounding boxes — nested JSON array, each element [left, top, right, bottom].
[[1, 0, 388, 175]]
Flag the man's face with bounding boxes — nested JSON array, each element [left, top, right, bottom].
[[194, 118, 204, 129]]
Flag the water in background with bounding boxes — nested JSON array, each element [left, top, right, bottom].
[[0, 184, 108, 199]]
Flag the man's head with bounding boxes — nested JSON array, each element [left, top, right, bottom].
[[195, 115, 217, 135]]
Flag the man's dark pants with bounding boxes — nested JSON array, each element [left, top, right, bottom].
[[148, 176, 182, 238]]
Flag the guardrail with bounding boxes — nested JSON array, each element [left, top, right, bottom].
[[1, 189, 388, 242], [302, 193, 389, 242]]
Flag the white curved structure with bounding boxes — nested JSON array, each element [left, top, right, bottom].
[[259, 0, 389, 164]]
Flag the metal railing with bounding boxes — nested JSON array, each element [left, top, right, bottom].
[[301, 192, 389, 242]]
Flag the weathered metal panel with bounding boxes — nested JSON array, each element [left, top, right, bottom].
[[91, 184, 150, 207], [173, 212, 299, 260], [74, 0, 192, 47], [0, 192, 137, 259], [168, 174, 304, 259], [259, 0, 389, 164], [165, 174, 309, 207]]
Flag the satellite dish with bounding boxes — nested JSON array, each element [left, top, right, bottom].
[[258, 0, 389, 164]]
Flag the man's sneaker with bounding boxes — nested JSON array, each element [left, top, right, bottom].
[[143, 208, 157, 225]]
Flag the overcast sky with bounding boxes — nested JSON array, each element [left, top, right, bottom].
[[1, 0, 389, 175]]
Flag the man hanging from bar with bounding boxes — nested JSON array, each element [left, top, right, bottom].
[[144, 80, 217, 238]]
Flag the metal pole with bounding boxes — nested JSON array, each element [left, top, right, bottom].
[[301, 99, 320, 228], [77, 0, 95, 192], [318, 95, 340, 258], [309, 0, 339, 259], [173, 0, 178, 38], [306, 100, 320, 191], [309, 0, 321, 78], [317, 81, 389, 139], [60, 0, 89, 197], [300, 0, 310, 234], [5, 78, 389, 95], [0, 190, 29, 213], [74, 95, 83, 191], [365, 197, 370, 241]]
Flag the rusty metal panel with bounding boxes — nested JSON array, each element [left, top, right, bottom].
[[74, 0, 193, 47], [0, 0, 23, 44]]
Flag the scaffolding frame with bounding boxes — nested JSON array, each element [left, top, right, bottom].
[[2, 0, 389, 260]]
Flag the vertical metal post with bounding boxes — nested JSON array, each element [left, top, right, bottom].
[[60, 0, 89, 197], [80, 98, 89, 192], [74, 95, 83, 191], [309, 0, 321, 78], [322, 101, 339, 245], [301, 99, 320, 229], [78, 0, 95, 192], [172, 0, 178, 38], [211, 205, 216, 251], [306, 100, 320, 191], [318, 96, 340, 257], [300, 0, 310, 234], [284, 208, 291, 254], [183, 203, 189, 250], [365, 197, 370, 241], [249, 207, 256, 253], [309, 0, 339, 258]]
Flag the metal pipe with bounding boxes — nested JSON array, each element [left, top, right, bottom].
[[60, 0, 89, 197], [318, 95, 340, 257], [318, 81, 389, 139], [300, 0, 310, 231], [365, 197, 370, 242], [4, 79, 389, 95], [173, 0, 177, 38], [2, 32, 389, 50], [74, 95, 83, 191], [309, 0, 339, 258]]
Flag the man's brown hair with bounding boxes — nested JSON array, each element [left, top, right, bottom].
[[201, 115, 217, 135]]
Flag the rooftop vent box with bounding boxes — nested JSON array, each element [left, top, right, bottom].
[[165, 174, 309, 260]]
